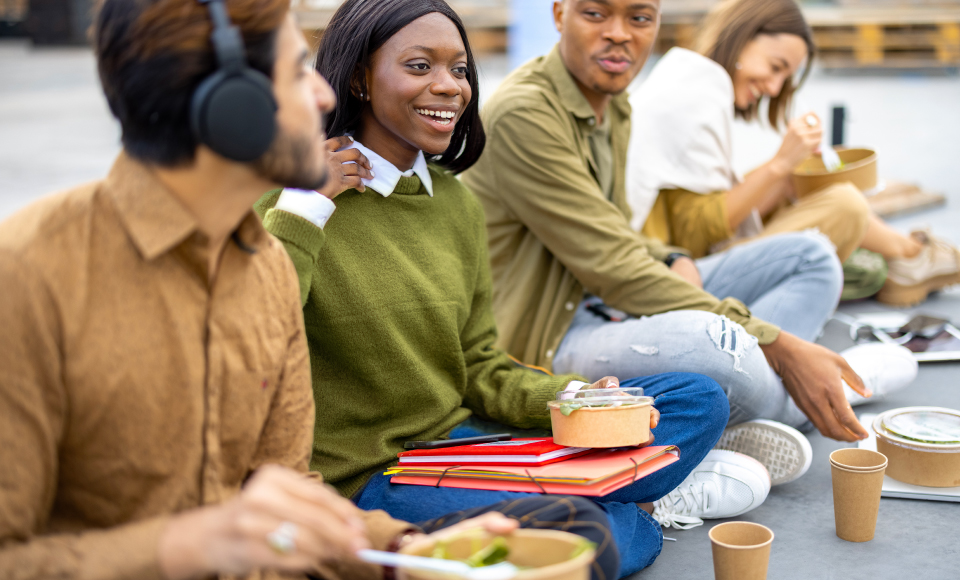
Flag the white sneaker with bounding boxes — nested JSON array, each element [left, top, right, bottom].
[[651, 450, 770, 530], [840, 343, 918, 406], [714, 419, 812, 486]]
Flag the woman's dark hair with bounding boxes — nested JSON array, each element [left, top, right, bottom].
[[316, 0, 484, 174], [695, 0, 815, 129], [95, 0, 287, 167]]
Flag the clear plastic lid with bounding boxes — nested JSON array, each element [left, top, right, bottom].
[[547, 387, 652, 414], [881, 408, 960, 445]]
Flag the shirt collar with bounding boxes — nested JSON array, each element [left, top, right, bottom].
[[103, 152, 269, 260], [347, 140, 434, 197], [542, 44, 632, 126]]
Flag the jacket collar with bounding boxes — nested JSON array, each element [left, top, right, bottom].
[[542, 44, 632, 125], [103, 152, 269, 260]]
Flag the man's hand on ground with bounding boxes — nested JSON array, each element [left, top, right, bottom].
[[760, 331, 870, 442], [669, 257, 703, 289]]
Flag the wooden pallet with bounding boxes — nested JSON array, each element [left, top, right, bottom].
[[806, 6, 960, 69], [0, 0, 28, 22], [867, 180, 947, 219], [658, 5, 960, 69], [294, 0, 508, 53]]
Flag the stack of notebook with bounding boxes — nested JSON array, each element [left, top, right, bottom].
[[388, 438, 679, 496]]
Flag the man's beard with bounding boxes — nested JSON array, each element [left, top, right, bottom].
[[252, 129, 328, 191]]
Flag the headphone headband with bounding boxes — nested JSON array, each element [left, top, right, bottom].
[[199, 0, 245, 73], [190, 0, 278, 162]]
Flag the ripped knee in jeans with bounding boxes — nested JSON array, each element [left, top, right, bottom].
[[707, 316, 750, 375]]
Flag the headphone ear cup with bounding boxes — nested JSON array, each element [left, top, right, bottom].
[[190, 69, 278, 162]]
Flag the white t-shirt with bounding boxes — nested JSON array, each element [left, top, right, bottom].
[[626, 48, 742, 231]]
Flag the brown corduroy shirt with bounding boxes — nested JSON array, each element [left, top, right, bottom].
[[0, 154, 409, 580]]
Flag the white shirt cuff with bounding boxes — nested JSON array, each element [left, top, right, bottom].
[[560, 380, 589, 400], [274, 188, 336, 229]]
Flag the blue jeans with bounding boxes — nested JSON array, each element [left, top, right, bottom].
[[355, 373, 729, 577], [553, 232, 842, 429]]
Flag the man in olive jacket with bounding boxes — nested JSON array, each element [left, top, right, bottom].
[[462, 0, 870, 443]]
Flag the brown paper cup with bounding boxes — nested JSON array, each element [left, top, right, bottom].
[[829, 449, 887, 542], [709, 522, 774, 580]]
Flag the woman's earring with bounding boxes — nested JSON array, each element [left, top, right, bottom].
[[359, 90, 366, 101], [735, 62, 742, 70]]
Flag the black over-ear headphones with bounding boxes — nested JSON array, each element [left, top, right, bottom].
[[190, 0, 277, 162]]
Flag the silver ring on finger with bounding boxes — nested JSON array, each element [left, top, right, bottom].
[[266, 521, 299, 555]]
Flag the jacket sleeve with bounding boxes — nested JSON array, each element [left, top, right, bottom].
[[0, 252, 171, 580], [255, 189, 327, 307], [483, 107, 779, 345], [457, 199, 585, 428]]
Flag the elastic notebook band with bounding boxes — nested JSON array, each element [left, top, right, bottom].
[[524, 469, 548, 494], [630, 458, 639, 483], [434, 465, 461, 488]]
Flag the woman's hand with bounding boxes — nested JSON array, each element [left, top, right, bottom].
[[316, 136, 374, 199], [158, 465, 370, 580], [771, 112, 823, 176]]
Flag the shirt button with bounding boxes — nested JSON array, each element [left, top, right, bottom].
[[588, 118, 596, 126], [565, 301, 575, 311], [546, 349, 554, 358]]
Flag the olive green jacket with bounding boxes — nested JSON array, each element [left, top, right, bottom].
[[461, 46, 780, 370]]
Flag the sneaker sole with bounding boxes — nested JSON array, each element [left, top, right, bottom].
[[876, 270, 960, 307], [714, 420, 812, 486]]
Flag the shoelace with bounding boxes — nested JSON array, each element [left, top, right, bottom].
[[651, 482, 708, 530]]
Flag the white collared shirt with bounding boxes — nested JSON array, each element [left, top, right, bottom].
[[274, 138, 433, 229]]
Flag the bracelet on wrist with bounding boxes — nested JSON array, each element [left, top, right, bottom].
[[663, 252, 689, 268]]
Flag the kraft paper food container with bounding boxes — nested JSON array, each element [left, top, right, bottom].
[[398, 529, 595, 580], [547, 387, 653, 448], [708, 522, 774, 580], [872, 407, 960, 488], [791, 148, 877, 197], [829, 449, 886, 543]]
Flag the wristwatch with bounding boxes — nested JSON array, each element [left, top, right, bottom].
[[663, 252, 689, 268]]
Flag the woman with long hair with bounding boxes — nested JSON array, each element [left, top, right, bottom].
[[254, 0, 763, 576], [627, 0, 960, 306]]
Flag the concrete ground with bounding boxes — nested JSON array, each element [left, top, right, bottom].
[[1, 39, 959, 578]]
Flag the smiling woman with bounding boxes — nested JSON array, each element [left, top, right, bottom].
[[627, 0, 960, 306], [316, 0, 483, 173]]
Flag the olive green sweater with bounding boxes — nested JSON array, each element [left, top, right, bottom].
[[255, 168, 583, 498]]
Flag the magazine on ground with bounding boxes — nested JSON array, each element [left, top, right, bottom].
[[834, 312, 960, 362]]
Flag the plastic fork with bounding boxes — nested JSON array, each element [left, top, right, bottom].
[[805, 114, 843, 172], [357, 549, 519, 580]]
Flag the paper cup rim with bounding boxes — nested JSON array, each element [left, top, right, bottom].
[[829, 448, 888, 471], [829, 460, 887, 474], [708, 522, 775, 550]]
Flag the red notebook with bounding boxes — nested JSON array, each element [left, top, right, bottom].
[[398, 438, 593, 466], [388, 445, 680, 497]]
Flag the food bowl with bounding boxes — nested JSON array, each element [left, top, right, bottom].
[[398, 529, 595, 580], [547, 387, 653, 448], [792, 147, 878, 197], [872, 406, 960, 488]]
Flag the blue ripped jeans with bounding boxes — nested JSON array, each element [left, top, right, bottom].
[[355, 373, 729, 578], [553, 232, 843, 429]]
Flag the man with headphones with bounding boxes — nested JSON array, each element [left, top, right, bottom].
[[0, 1, 620, 579]]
